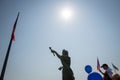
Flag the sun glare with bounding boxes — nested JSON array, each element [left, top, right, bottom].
[[60, 7, 73, 21]]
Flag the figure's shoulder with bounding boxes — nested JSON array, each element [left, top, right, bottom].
[[107, 68, 112, 72]]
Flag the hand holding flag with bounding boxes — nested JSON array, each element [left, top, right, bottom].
[[49, 47, 55, 56]]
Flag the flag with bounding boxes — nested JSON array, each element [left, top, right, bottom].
[[112, 63, 119, 71], [12, 12, 19, 41], [0, 12, 20, 80], [97, 57, 100, 71]]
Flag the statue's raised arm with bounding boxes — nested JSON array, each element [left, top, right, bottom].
[[49, 47, 61, 58], [49, 47, 55, 56]]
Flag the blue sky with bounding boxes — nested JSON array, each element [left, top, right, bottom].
[[0, 0, 120, 80]]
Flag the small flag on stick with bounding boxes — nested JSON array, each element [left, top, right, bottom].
[[97, 57, 100, 71], [112, 63, 119, 71]]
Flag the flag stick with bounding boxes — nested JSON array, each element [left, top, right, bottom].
[[97, 57, 100, 71], [0, 12, 19, 80]]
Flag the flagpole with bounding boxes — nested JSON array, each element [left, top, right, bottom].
[[97, 57, 100, 71], [0, 12, 19, 80], [112, 63, 119, 74], [114, 69, 117, 74], [0, 34, 13, 80]]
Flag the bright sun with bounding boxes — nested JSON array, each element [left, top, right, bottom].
[[60, 7, 73, 21]]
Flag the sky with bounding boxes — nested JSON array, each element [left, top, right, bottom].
[[0, 0, 120, 80]]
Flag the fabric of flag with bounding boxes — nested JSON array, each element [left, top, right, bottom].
[[112, 63, 119, 71], [12, 12, 19, 41], [12, 32, 15, 41], [97, 58, 100, 71]]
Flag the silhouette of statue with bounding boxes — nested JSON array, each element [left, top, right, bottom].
[[49, 47, 75, 80], [85, 65, 103, 80]]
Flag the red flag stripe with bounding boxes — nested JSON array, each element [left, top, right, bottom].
[[97, 58, 100, 71], [11, 12, 19, 41]]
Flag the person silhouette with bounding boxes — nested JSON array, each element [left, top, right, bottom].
[[49, 47, 75, 80], [85, 65, 103, 80], [99, 64, 113, 80]]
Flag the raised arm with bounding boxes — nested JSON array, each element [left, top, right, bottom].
[[99, 69, 105, 75], [49, 47, 61, 59]]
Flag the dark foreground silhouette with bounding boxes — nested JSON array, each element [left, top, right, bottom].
[[49, 47, 75, 80], [112, 74, 120, 80]]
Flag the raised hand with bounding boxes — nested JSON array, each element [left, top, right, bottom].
[[49, 47, 55, 56]]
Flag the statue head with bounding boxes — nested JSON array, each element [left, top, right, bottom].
[[62, 49, 68, 56]]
